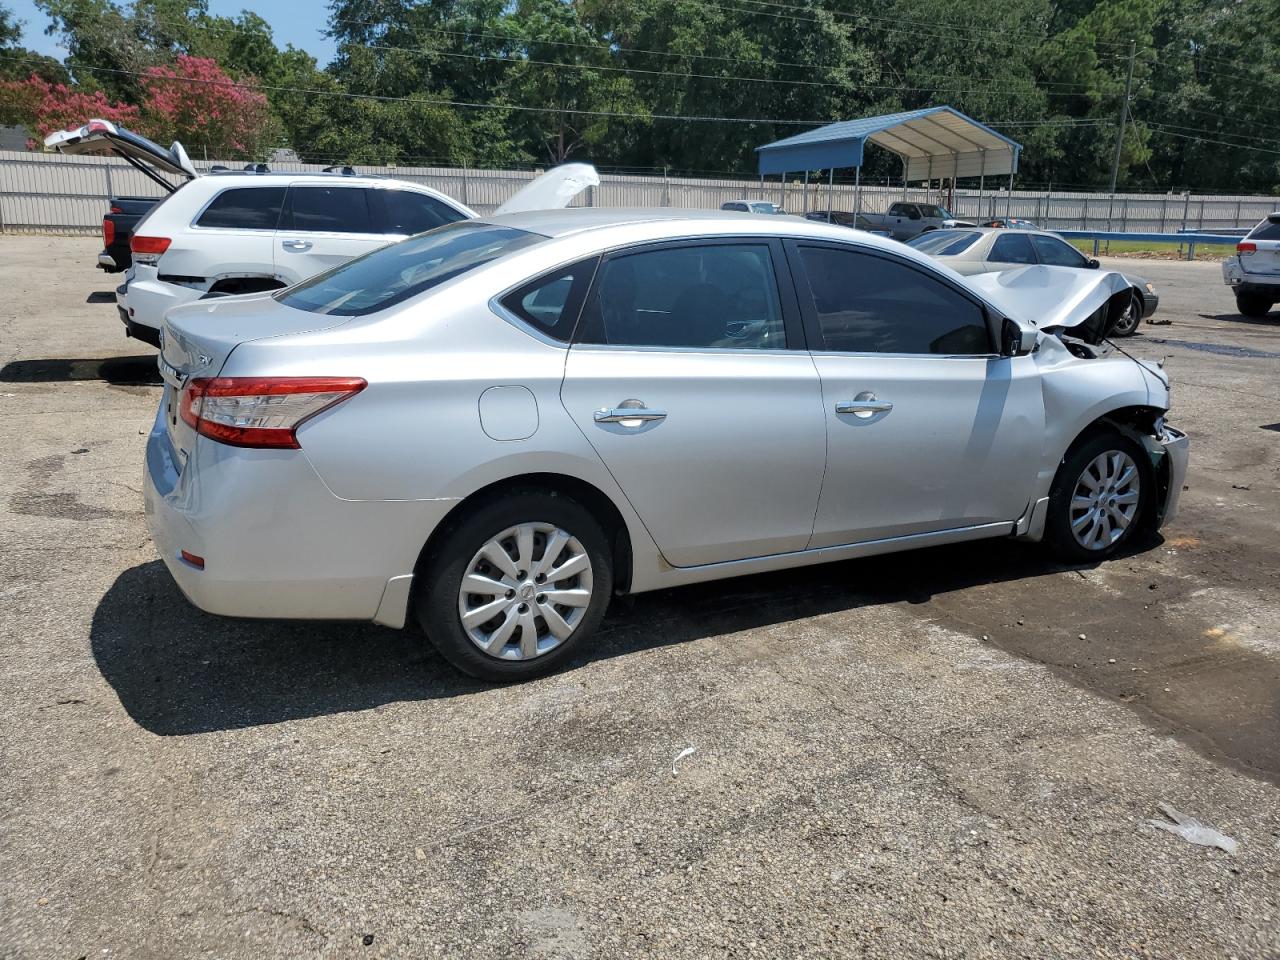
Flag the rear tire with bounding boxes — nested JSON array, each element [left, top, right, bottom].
[[415, 491, 613, 682], [1236, 293, 1273, 318], [1044, 430, 1152, 564]]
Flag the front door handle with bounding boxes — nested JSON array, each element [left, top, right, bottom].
[[281, 239, 312, 252], [594, 400, 667, 425], [835, 392, 893, 419]]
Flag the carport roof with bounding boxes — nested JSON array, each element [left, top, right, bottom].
[[756, 106, 1021, 180]]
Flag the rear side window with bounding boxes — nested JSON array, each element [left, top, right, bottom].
[[908, 230, 980, 255], [380, 190, 468, 235], [1248, 218, 1280, 240], [277, 222, 543, 316], [195, 187, 285, 230], [284, 186, 376, 233], [989, 233, 1037, 264], [499, 259, 597, 342], [577, 243, 787, 350], [795, 245, 991, 355]]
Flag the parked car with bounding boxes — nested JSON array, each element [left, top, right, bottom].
[[720, 200, 785, 214], [99, 196, 159, 272], [857, 201, 975, 241], [1222, 212, 1280, 317], [45, 119, 596, 347], [803, 209, 892, 236], [146, 209, 1186, 682], [981, 217, 1039, 230], [908, 227, 1159, 336]]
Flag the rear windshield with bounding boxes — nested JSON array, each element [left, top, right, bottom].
[[907, 230, 981, 255], [276, 222, 544, 316], [1247, 217, 1280, 241]]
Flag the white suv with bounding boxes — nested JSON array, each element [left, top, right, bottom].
[[1223, 212, 1280, 318], [46, 120, 595, 345]]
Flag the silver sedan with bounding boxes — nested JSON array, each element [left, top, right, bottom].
[[146, 210, 1187, 681], [907, 227, 1159, 336]]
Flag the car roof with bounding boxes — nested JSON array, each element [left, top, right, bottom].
[[476, 206, 924, 255]]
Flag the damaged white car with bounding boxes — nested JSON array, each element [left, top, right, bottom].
[[145, 209, 1187, 681], [45, 119, 599, 346]]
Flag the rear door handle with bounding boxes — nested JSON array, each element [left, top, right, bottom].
[[835, 393, 893, 419], [594, 402, 667, 425], [281, 239, 312, 252]]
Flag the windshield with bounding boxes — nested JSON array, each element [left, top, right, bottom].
[[907, 230, 981, 255], [277, 222, 544, 316]]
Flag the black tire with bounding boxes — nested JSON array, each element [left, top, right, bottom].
[[1236, 293, 1273, 318], [415, 490, 613, 682], [1044, 430, 1153, 564], [1109, 289, 1142, 337]]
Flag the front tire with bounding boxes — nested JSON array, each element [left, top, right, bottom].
[[1236, 292, 1273, 318], [416, 491, 613, 682], [1044, 431, 1152, 563], [1109, 289, 1143, 337]]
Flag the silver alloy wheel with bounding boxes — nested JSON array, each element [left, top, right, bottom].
[[457, 522, 594, 660], [1069, 450, 1141, 550]]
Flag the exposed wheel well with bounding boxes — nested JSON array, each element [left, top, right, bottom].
[[205, 276, 287, 297], [409, 473, 634, 622]]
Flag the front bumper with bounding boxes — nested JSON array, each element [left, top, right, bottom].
[[1154, 425, 1189, 528], [1141, 291, 1160, 319], [143, 404, 457, 626]]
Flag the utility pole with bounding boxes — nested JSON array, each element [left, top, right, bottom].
[[1107, 41, 1136, 231]]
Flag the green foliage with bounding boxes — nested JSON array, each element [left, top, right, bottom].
[[0, 1, 68, 81], [17, 0, 1280, 191]]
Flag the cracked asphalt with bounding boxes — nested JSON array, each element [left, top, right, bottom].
[[2, 237, 1279, 959]]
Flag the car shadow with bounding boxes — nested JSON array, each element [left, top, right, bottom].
[[1199, 311, 1279, 327], [0, 355, 161, 386], [92, 538, 1137, 737], [86, 291, 117, 304]]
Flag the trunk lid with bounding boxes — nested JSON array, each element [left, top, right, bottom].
[[1240, 214, 1280, 276], [495, 163, 599, 214], [44, 120, 197, 192], [157, 294, 353, 461]]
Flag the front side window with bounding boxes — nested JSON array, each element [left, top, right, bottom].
[[1031, 234, 1088, 267], [277, 222, 543, 317], [989, 232, 1037, 264], [195, 186, 285, 230], [380, 190, 468, 235], [918, 205, 947, 219], [577, 243, 786, 350], [795, 245, 991, 355], [284, 186, 376, 234]]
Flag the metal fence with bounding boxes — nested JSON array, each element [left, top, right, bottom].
[[1, 148, 1276, 235]]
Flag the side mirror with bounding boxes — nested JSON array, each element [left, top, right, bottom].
[[1087, 258, 1100, 269], [1001, 317, 1037, 357]]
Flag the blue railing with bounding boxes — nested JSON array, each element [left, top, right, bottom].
[[1055, 229, 1241, 261]]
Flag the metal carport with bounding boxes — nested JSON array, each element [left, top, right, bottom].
[[754, 105, 1023, 219]]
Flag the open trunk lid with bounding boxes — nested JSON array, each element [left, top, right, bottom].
[[495, 163, 599, 214], [44, 120, 197, 192]]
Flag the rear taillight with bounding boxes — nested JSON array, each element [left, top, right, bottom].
[[102, 217, 115, 247], [179, 377, 367, 449], [1237, 241, 1257, 253], [131, 235, 171, 266]]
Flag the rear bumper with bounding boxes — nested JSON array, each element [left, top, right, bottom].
[[143, 404, 457, 626], [123, 273, 202, 335], [1223, 257, 1280, 293], [97, 251, 118, 271]]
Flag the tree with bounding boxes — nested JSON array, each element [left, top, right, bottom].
[[140, 54, 276, 158], [0, 1, 69, 82], [0, 73, 139, 143]]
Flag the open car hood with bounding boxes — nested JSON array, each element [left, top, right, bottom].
[[965, 265, 1133, 331], [44, 119, 197, 191], [495, 163, 599, 215]]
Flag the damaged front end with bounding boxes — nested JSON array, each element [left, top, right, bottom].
[[967, 265, 1189, 539]]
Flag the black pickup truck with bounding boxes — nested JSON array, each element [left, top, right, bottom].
[[98, 196, 159, 272]]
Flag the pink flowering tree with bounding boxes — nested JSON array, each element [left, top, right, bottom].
[[0, 75, 142, 147], [140, 56, 276, 160]]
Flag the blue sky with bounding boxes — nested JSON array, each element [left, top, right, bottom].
[[7, 0, 335, 64]]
